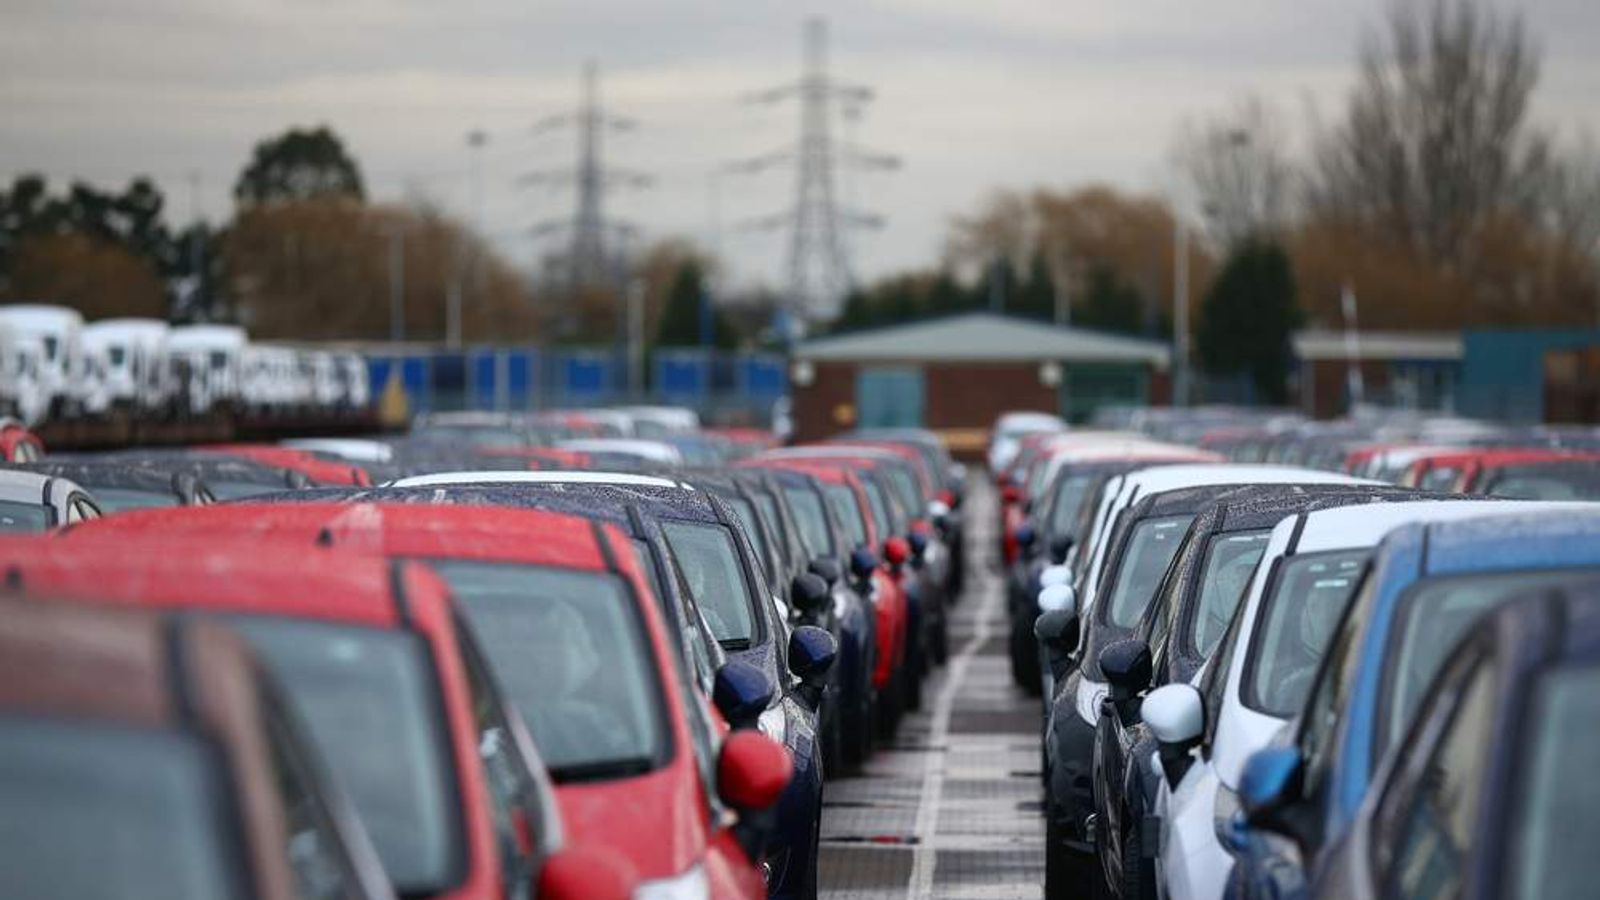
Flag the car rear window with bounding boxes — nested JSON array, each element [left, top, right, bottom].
[[0, 716, 241, 900], [230, 617, 461, 895], [433, 561, 671, 782]]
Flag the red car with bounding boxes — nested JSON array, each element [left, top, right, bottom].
[[77, 503, 794, 900], [200, 444, 373, 486], [0, 595, 395, 900], [1399, 447, 1600, 493], [0, 417, 44, 462], [749, 459, 913, 734], [0, 530, 631, 900]]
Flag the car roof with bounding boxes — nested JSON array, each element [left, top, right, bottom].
[[0, 468, 53, 496], [555, 439, 683, 463], [1286, 499, 1582, 554], [1414, 508, 1600, 575], [0, 532, 418, 626], [70, 502, 614, 570], [1121, 463, 1374, 495], [389, 470, 687, 489]]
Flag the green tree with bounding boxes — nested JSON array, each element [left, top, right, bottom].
[[654, 261, 734, 348], [1016, 252, 1056, 320], [234, 126, 365, 207], [1197, 240, 1301, 403], [1073, 264, 1144, 335]]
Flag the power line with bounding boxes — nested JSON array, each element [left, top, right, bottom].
[[728, 17, 899, 326]]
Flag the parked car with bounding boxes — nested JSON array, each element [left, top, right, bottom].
[[2, 528, 618, 900], [1312, 579, 1600, 899], [0, 303, 86, 419], [10, 461, 214, 511], [0, 417, 44, 462], [989, 411, 1066, 473], [167, 324, 246, 416], [0, 468, 100, 530], [0, 595, 398, 900], [81, 318, 173, 415], [1228, 507, 1600, 900], [0, 323, 48, 424]]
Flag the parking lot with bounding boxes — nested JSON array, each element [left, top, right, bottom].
[[820, 483, 1044, 900]]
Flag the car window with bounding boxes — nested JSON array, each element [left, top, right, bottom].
[[87, 487, 180, 513], [1299, 566, 1376, 792], [783, 486, 831, 556], [724, 495, 773, 581], [1243, 550, 1369, 717], [1380, 569, 1592, 757], [823, 483, 868, 548], [0, 716, 243, 900], [1189, 529, 1273, 658], [1104, 515, 1195, 628], [1382, 660, 1495, 899], [661, 521, 760, 646], [1512, 665, 1600, 900], [1049, 474, 1095, 537], [0, 500, 49, 532], [860, 478, 893, 541], [433, 561, 670, 780], [229, 617, 462, 895], [258, 687, 369, 900]]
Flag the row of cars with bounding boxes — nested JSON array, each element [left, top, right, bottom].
[[0, 304, 370, 424], [0, 406, 967, 900], [989, 410, 1600, 899]]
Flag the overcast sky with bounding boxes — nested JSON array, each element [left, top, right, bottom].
[[4, 0, 1599, 289]]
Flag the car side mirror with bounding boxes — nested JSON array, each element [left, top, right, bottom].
[[718, 730, 794, 862], [883, 536, 910, 569], [537, 845, 635, 900], [1240, 747, 1308, 841], [1001, 484, 1023, 505], [1034, 608, 1080, 651], [791, 572, 831, 616], [849, 546, 879, 581], [1143, 684, 1204, 789], [927, 499, 951, 524], [1039, 564, 1072, 590], [1049, 534, 1074, 565], [808, 556, 843, 586], [713, 661, 775, 729], [1099, 639, 1153, 715], [788, 625, 837, 709], [1014, 522, 1036, 553], [907, 531, 928, 562]]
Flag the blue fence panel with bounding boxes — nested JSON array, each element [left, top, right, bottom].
[[468, 348, 497, 409], [1460, 330, 1600, 423], [558, 351, 614, 404], [655, 350, 711, 401], [508, 349, 534, 410], [736, 354, 787, 400]]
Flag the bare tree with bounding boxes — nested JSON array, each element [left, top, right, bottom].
[[1173, 95, 1295, 249], [1307, 0, 1548, 272], [1541, 132, 1600, 261]]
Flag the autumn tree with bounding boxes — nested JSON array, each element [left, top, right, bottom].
[[235, 126, 366, 208], [1197, 241, 1301, 403]]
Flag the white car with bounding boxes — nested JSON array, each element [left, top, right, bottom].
[[386, 470, 690, 490], [0, 324, 48, 425], [988, 410, 1066, 473], [0, 304, 86, 420], [555, 438, 684, 465], [613, 405, 701, 437], [0, 469, 102, 531], [1148, 498, 1582, 900]]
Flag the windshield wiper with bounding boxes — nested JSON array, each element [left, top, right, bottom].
[[550, 755, 656, 783]]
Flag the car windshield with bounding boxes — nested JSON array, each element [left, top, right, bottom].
[[1486, 465, 1600, 500], [860, 478, 893, 539], [753, 492, 795, 555], [783, 486, 830, 556], [823, 483, 868, 548], [1104, 515, 1194, 627], [87, 487, 178, 513], [660, 520, 758, 646], [1419, 466, 1461, 492], [431, 560, 670, 781], [1381, 568, 1597, 756], [884, 467, 922, 518], [206, 480, 280, 500], [1513, 665, 1600, 900], [0, 716, 241, 900], [1189, 529, 1273, 657], [1243, 550, 1368, 716], [0, 500, 50, 532], [229, 617, 460, 894], [1049, 474, 1095, 536]]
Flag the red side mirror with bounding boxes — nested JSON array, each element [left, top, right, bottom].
[[1001, 484, 1023, 505], [936, 489, 955, 507], [537, 845, 635, 900], [717, 730, 792, 813], [883, 536, 911, 567]]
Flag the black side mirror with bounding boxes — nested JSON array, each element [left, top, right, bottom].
[[713, 660, 776, 728], [808, 557, 843, 587], [1015, 522, 1037, 553], [788, 625, 837, 709], [1049, 534, 1074, 565], [907, 531, 929, 562], [791, 572, 831, 617], [848, 546, 878, 582], [1034, 608, 1080, 653], [1099, 639, 1152, 720]]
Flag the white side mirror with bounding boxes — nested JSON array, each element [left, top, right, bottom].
[[927, 500, 951, 520], [1038, 583, 1076, 616], [1143, 683, 1204, 747], [1039, 565, 1071, 588]]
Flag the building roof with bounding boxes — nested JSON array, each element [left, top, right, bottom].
[[793, 312, 1170, 367], [1292, 330, 1463, 361]]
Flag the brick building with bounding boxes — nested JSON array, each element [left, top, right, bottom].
[[788, 313, 1170, 455]]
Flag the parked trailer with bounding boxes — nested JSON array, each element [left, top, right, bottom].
[[81, 318, 174, 417], [0, 324, 48, 426]]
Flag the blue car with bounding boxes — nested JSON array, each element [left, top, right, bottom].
[[1231, 507, 1600, 899], [1313, 577, 1600, 898]]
